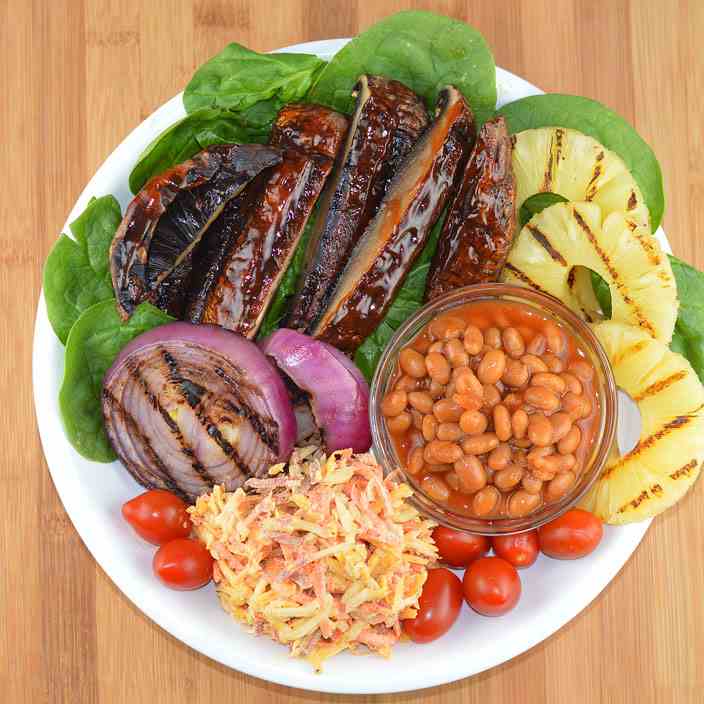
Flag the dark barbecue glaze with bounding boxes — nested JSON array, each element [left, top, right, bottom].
[[110, 144, 281, 319], [188, 104, 348, 337], [284, 76, 429, 333], [426, 117, 516, 299], [314, 87, 474, 352]]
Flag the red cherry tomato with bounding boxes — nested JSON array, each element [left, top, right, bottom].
[[492, 531, 539, 569], [122, 489, 192, 545], [462, 556, 521, 616], [153, 538, 213, 590], [432, 526, 490, 568], [403, 568, 463, 643], [538, 509, 603, 559]]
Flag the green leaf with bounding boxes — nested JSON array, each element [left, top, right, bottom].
[[43, 195, 122, 343], [309, 11, 497, 126], [184, 42, 325, 114], [354, 216, 444, 382], [59, 300, 174, 462], [518, 192, 568, 228], [591, 271, 613, 319], [669, 255, 704, 383], [496, 94, 665, 231], [128, 108, 269, 194]]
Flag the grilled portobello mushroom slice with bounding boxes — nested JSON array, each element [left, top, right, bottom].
[[426, 116, 516, 299], [314, 86, 474, 352], [187, 104, 348, 337], [284, 75, 429, 333], [110, 143, 281, 319]]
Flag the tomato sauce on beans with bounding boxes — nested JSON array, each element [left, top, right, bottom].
[[382, 300, 600, 519]]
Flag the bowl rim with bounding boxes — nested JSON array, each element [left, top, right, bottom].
[[370, 282, 618, 535]]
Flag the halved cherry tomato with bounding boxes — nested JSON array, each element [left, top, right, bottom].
[[462, 556, 521, 616], [122, 489, 192, 545], [153, 538, 213, 590], [492, 531, 539, 569], [538, 508, 603, 559], [432, 526, 490, 567], [403, 568, 463, 643]]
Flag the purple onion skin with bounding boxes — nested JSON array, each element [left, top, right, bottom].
[[260, 329, 372, 453]]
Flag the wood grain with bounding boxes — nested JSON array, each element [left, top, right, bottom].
[[2, 1, 702, 702]]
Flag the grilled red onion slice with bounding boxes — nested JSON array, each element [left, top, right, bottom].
[[260, 329, 371, 452], [102, 322, 295, 503]]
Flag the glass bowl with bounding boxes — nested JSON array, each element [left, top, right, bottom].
[[369, 283, 617, 535]]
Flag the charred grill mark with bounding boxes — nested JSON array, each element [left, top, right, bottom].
[[572, 207, 657, 337], [541, 128, 563, 192], [585, 154, 604, 201], [611, 339, 648, 367], [670, 459, 699, 480], [161, 348, 206, 407], [503, 262, 552, 295], [634, 232, 663, 267], [633, 370, 687, 401], [526, 224, 568, 266], [627, 190, 638, 211]]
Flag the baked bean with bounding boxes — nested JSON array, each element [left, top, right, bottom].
[[428, 340, 445, 354], [387, 412, 412, 434], [445, 382, 456, 398], [453, 392, 483, 411], [445, 471, 461, 492], [425, 440, 463, 465], [541, 353, 564, 373], [502, 327, 526, 358], [531, 372, 566, 395], [513, 438, 533, 449], [482, 328, 499, 350], [400, 348, 427, 378], [437, 422, 462, 442], [395, 374, 419, 391], [532, 453, 566, 475], [462, 433, 499, 455], [503, 392, 523, 411], [528, 414, 553, 448], [488, 444, 511, 471], [494, 465, 524, 491], [407, 447, 425, 475], [508, 490, 541, 517], [502, 359, 529, 387], [511, 408, 529, 439], [568, 359, 595, 382], [428, 380, 445, 400], [422, 414, 438, 442], [433, 399, 464, 423], [549, 412, 573, 443], [454, 455, 487, 493], [560, 372, 583, 395], [559, 454, 577, 471], [558, 426, 581, 455], [524, 385, 560, 412], [545, 323, 566, 355], [426, 352, 451, 384], [473, 486, 500, 516], [563, 392, 591, 420], [531, 465, 557, 482], [421, 476, 450, 502], [482, 384, 502, 409], [429, 315, 465, 340], [408, 391, 434, 415], [455, 367, 484, 396], [411, 410, 424, 430], [381, 390, 407, 417], [493, 404, 512, 442], [522, 474, 544, 494], [445, 338, 469, 368], [459, 409, 488, 435], [477, 349, 507, 385], [521, 354, 548, 375], [527, 333, 547, 355], [544, 471, 576, 502], [463, 325, 484, 355]]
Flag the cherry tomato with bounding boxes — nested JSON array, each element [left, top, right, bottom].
[[462, 556, 521, 616], [122, 489, 192, 545], [153, 538, 213, 590], [492, 531, 539, 569], [403, 568, 463, 643], [432, 526, 490, 567], [538, 509, 603, 560]]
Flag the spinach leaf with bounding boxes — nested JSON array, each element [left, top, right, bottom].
[[43, 195, 122, 344], [59, 300, 174, 462], [184, 42, 325, 115], [354, 217, 443, 382], [669, 255, 704, 383], [591, 272, 613, 318], [129, 108, 268, 193], [518, 192, 567, 228], [497, 94, 665, 231], [309, 11, 497, 126]]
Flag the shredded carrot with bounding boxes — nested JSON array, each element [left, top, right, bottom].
[[189, 447, 437, 671]]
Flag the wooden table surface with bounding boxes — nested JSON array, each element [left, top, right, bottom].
[[3, 0, 703, 702]]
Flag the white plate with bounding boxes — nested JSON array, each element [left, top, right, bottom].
[[33, 38, 659, 695]]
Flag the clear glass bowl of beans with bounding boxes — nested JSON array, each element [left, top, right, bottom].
[[370, 283, 617, 535]]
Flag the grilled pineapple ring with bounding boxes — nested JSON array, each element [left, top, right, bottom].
[[502, 201, 678, 343], [581, 321, 704, 524], [513, 127, 651, 230]]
